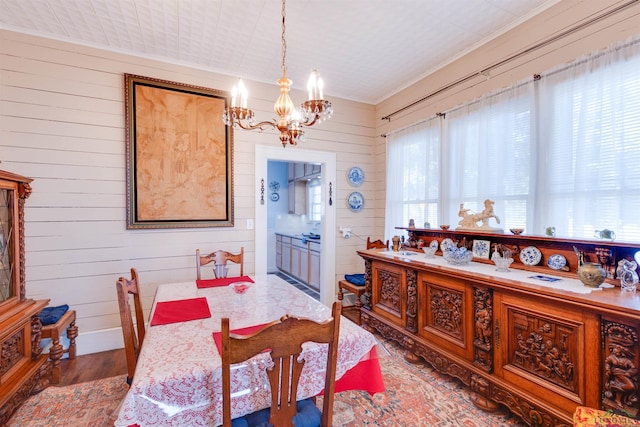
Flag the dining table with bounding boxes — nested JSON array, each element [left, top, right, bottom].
[[114, 274, 384, 427]]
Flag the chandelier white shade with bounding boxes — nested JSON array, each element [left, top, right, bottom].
[[222, 0, 333, 147]]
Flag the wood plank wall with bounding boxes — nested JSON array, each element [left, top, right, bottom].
[[0, 29, 376, 354]]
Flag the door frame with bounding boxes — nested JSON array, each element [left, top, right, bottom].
[[255, 145, 337, 305]]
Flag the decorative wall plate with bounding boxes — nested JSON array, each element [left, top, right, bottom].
[[347, 191, 364, 212], [547, 254, 566, 270], [520, 246, 542, 266], [429, 240, 439, 250], [440, 238, 455, 252], [472, 240, 491, 259], [347, 166, 365, 187]]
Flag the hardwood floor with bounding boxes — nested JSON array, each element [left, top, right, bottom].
[[57, 348, 127, 386]]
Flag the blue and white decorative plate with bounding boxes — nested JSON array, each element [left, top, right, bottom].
[[472, 240, 491, 259], [429, 240, 439, 250], [440, 238, 455, 252], [547, 254, 567, 270], [347, 191, 364, 212], [520, 246, 542, 266], [347, 166, 365, 187]]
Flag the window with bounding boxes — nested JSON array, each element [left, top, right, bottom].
[[385, 36, 640, 242]]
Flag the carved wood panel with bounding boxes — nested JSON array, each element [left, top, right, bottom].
[[473, 287, 493, 372], [406, 269, 418, 334], [371, 262, 405, 324], [507, 308, 578, 392], [426, 283, 464, 342], [1, 329, 25, 377], [601, 319, 639, 417]]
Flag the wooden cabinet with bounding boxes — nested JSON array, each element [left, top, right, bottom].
[[276, 234, 283, 270], [286, 162, 321, 215], [0, 170, 49, 424], [287, 181, 306, 215], [371, 261, 407, 327], [493, 292, 598, 416], [276, 234, 321, 291], [309, 242, 321, 291], [281, 236, 292, 274], [291, 239, 306, 279], [304, 163, 321, 177], [359, 244, 640, 427]]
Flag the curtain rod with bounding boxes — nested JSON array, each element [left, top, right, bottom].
[[381, 0, 638, 122]]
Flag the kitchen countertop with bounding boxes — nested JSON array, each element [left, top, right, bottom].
[[275, 231, 321, 242]]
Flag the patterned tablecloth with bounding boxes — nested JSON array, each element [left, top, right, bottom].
[[115, 274, 379, 427]]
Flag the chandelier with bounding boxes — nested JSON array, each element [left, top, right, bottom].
[[222, 0, 333, 147]]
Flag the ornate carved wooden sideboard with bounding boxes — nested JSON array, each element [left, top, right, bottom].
[[0, 170, 49, 424], [359, 228, 640, 427]]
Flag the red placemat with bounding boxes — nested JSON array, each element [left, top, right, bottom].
[[196, 276, 254, 289], [150, 297, 211, 326], [212, 323, 268, 354]]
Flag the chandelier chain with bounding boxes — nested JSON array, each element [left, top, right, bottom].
[[281, 0, 287, 74], [222, 0, 333, 147]]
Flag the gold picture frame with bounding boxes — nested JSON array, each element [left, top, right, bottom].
[[124, 74, 233, 229]]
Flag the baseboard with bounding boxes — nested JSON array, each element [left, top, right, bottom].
[[41, 327, 124, 357]]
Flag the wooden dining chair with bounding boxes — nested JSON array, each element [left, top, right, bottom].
[[338, 237, 388, 324], [196, 247, 244, 279], [221, 301, 342, 427], [116, 267, 145, 385]]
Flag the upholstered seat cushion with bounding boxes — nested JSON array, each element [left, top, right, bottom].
[[233, 398, 321, 427], [344, 273, 365, 286], [39, 304, 69, 325]]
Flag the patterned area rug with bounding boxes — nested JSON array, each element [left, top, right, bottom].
[[7, 375, 130, 427], [8, 336, 527, 426]]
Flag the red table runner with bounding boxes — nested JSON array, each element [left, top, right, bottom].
[[196, 276, 254, 288]]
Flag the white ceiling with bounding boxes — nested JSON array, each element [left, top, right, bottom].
[[0, 0, 559, 104]]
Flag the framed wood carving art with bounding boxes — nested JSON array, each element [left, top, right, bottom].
[[124, 74, 234, 229]]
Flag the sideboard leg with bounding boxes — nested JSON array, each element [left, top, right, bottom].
[[404, 350, 422, 364], [470, 392, 500, 412]]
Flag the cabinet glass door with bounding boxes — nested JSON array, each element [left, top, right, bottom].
[[0, 187, 14, 303]]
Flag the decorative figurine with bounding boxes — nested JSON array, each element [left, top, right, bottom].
[[456, 199, 502, 231], [617, 259, 639, 292]]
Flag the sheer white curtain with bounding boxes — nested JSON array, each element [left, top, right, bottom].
[[385, 118, 440, 242], [536, 37, 640, 240], [384, 36, 640, 241], [444, 81, 534, 231]]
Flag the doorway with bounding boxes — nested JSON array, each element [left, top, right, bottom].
[[255, 146, 336, 305]]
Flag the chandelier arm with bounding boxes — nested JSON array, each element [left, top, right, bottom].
[[233, 120, 278, 132]]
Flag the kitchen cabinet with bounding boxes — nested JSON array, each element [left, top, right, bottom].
[[358, 233, 640, 426], [309, 242, 321, 291], [288, 181, 306, 215], [0, 170, 49, 424], [276, 234, 283, 270], [280, 236, 291, 273], [291, 238, 308, 280], [286, 162, 321, 215], [276, 233, 320, 291], [294, 163, 305, 180], [304, 163, 321, 177]]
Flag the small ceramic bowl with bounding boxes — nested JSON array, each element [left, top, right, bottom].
[[440, 225, 450, 231], [509, 228, 524, 235]]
